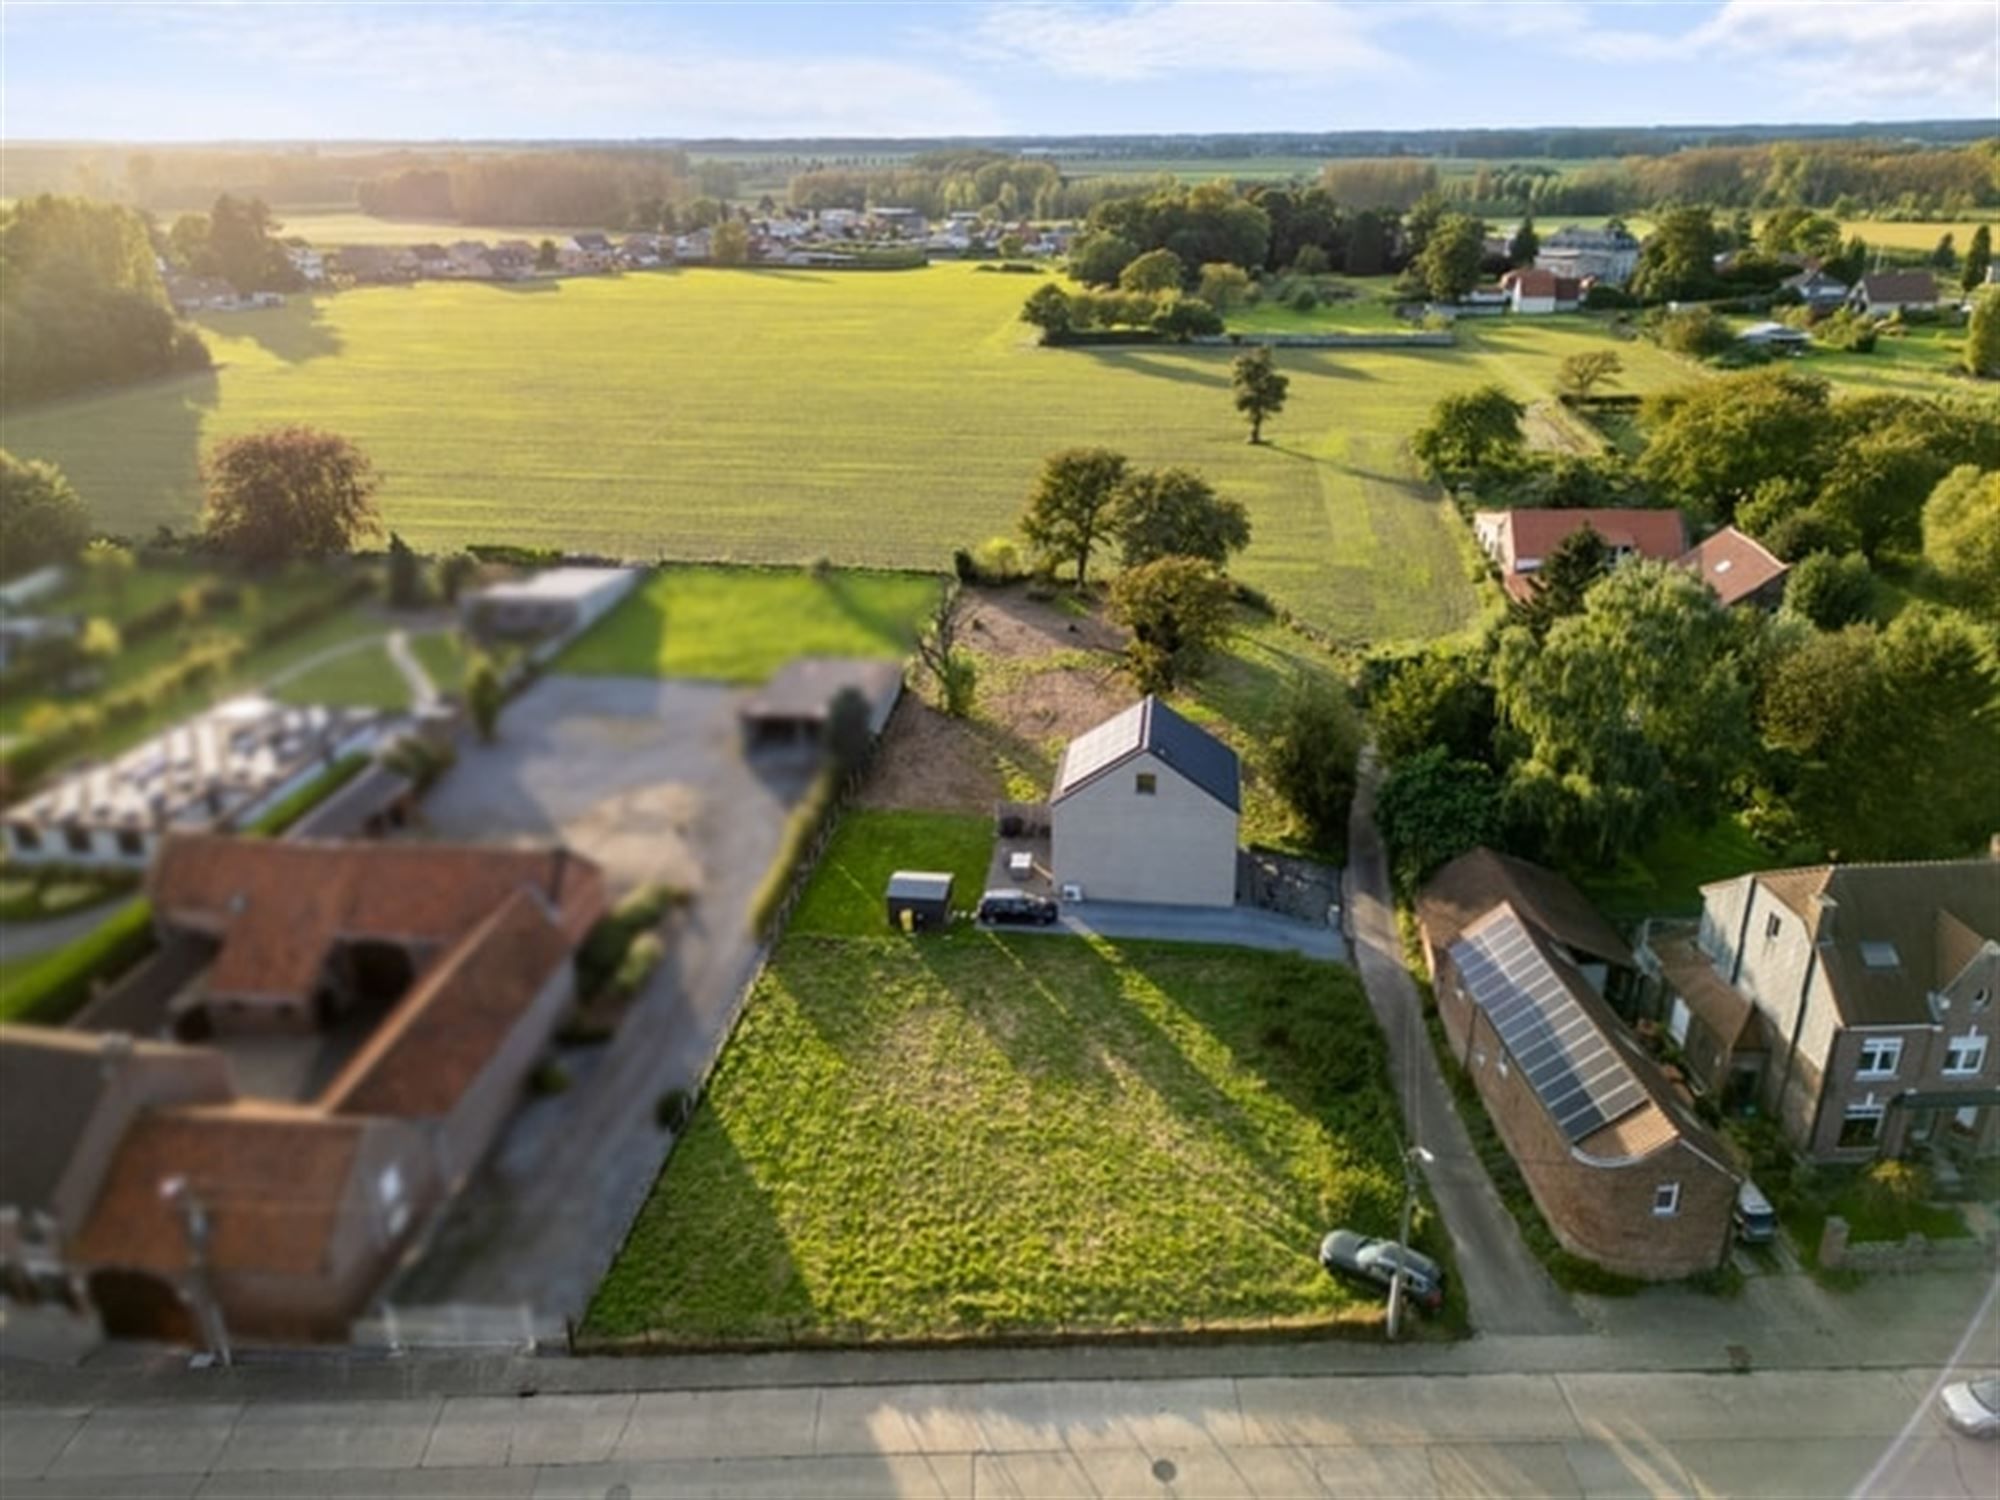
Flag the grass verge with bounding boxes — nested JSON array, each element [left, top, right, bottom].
[[789, 809, 994, 937]]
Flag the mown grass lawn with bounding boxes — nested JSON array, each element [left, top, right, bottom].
[[0, 262, 1575, 644], [271, 640, 406, 709], [1575, 815, 1771, 924], [586, 924, 1413, 1343], [789, 809, 993, 937], [555, 565, 940, 681]]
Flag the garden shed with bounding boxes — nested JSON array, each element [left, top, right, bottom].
[[885, 870, 953, 932]]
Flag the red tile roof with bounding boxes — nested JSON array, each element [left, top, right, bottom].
[[1484, 509, 1688, 602], [72, 1103, 371, 1276], [321, 887, 574, 1118], [1680, 526, 1789, 607], [1507, 268, 1582, 300], [150, 836, 605, 1002]]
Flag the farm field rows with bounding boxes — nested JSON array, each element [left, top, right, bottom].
[[13, 264, 1685, 643]]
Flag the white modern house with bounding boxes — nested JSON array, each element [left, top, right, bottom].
[[1536, 225, 1641, 286], [1049, 697, 1240, 908]]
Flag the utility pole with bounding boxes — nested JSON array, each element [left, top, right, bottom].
[[160, 1176, 231, 1368], [1386, 1144, 1435, 1342]]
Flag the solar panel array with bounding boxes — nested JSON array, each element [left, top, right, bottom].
[[1449, 909, 1649, 1144]]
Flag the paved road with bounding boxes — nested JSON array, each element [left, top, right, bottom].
[[1011, 902, 1347, 961], [6, 1364, 1995, 1497], [1344, 749, 1584, 1338]]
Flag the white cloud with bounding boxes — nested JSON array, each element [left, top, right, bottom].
[[1692, 0, 1998, 114], [11, 2, 1006, 139], [958, 1, 1405, 83]]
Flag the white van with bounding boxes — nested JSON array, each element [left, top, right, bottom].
[[1734, 1180, 1777, 1245]]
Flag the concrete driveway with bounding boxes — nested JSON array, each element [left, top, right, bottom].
[[388, 675, 811, 1322], [1016, 900, 1348, 961], [1345, 749, 1585, 1338]]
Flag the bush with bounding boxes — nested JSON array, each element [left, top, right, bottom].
[[1290, 286, 1319, 313], [1264, 674, 1362, 849], [527, 1060, 571, 1096], [655, 1087, 695, 1132], [611, 931, 666, 1000], [1648, 306, 1734, 359], [748, 766, 840, 938], [577, 882, 684, 996], [0, 898, 157, 1025], [382, 733, 456, 792], [951, 548, 977, 584], [970, 535, 1027, 582]]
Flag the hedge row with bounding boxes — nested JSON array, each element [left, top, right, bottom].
[[0, 898, 157, 1027], [747, 765, 842, 940], [242, 753, 372, 837]]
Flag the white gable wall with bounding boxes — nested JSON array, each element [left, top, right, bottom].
[[1051, 750, 1238, 907]]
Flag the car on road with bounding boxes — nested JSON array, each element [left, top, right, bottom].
[[1940, 1376, 2000, 1438], [977, 888, 1060, 926], [1318, 1229, 1445, 1313]]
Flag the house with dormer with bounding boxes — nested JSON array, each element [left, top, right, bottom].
[[1668, 859, 2000, 1162]]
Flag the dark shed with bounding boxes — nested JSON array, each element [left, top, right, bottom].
[[885, 870, 953, 932]]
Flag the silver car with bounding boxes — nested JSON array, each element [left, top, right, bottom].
[[1940, 1376, 2000, 1438]]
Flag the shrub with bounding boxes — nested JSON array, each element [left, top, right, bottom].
[[0, 898, 157, 1026], [612, 931, 666, 999], [951, 548, 977, 584], [1290, 286, 1319, 313], [527, 1060, 571, 1096], [1648, 306, 1734, 359], [382, 733, 456, 792], [1265, 674, 1363, 849], [971, 535, 1027, 582], [577, 882, 684, 996], [748, 766, 840, 938], [655, 1087, 695, 1132]]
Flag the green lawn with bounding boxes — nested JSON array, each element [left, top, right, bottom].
[[408, 629, 472, 693], [271, 640, 408, 709], [586, 924, 1414, 1343], [556, 565, 941, 681], [790, 809, 993, 937], [0, 262, 1631, 645]]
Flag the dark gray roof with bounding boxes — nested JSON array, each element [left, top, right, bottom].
[[1449, 907, 1649, 1145], [886, 871, 954, 901], [1051, 696, 1240, 813], [0, 1029, 113, 1216]]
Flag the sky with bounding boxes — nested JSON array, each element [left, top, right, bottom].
[[2, 1, 1994, 143]]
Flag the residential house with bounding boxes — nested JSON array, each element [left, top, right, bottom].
[[1536, 225, 1641, 286], [1501, 267, 1582, 314], [619, 233, 665, 268], [163, 273, 241, 313], [409, 244, 455, 279], [560, 233, 618, 273], [1472, 507, 1689, 604], [1737, 320, 1811, 352], [285, 244, 327, 284], [1781, 265, 1848, 311], [1679, 526, 1790, 610], [0, 834, 609, 1345], [1850, 270, 1941, 318], [1418, 849, 1738, 1278], [446, 241, 494, 279], [1049, 696, 1239, 908], [487, 241, 536, 280], [1662, 858, 2000, 1162], [873, 207, 928, 239], [329, 245, 415, 284]]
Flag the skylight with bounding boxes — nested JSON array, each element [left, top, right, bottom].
[[1860, 941, 1901, 970]]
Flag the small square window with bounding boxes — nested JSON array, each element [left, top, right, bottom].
[[1944, 1036, 1988, 1077], [1764, 913, 1782, 940], [1856, 1037, 1902, 1079], [1135, 773, 1157, 796], [1839, 1104, 1884, 1148], [1652, 1182, 1681, 1217]]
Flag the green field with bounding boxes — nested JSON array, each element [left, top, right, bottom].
[[556, 565, 941, 681], [789, 809, 994, 937], [0, 263, 1684, 644], [585, 919, 1412, 1343]]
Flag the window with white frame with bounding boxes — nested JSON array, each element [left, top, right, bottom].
[[1839, 1098, 1885, 1148], [1944, 1034, 1988, 1077], [1855, 1036, 1903, 1079], [1652, 1182, 1681, 1217]]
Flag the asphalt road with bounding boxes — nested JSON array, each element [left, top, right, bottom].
[[6, 1364, 1995, 1497], [1344, 749, 1585, 1338]]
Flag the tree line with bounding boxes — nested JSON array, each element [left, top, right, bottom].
[[356, 149, 738, 230]]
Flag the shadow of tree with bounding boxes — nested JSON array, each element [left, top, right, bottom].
[[194, 297, 342, 365]]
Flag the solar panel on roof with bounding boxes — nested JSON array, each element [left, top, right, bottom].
[[1450, 909, 1648, 1144]]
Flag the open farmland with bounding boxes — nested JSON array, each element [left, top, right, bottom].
[[9, 263, 1694, 644]]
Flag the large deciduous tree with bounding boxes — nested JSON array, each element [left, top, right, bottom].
[[1411, 384, 1525, 479], [200, 426, 382, 570], [1961, 225, 1992, 294], [1514, 526, 1609, 639], [1631, 205, 1720, 302], [1557, 350, 1622, 400], [1231, 346, 1289, 444], [710, 219, 750, 266], [1067, 230, 1138, 288], [1118, 247, 1186, 295], [1922, 465, 2000, 611], [1495, 562, 1753, 866], [1369, 650, 1497, 768], [1109, 556, 1233, 693], [1508, 214, 1539, 269], [1020, 282, 1073, 340], [1113, 467, 1249, 569], [1781, 550, 1874, 630], [1637, 366, 1831, 522], [0, 451, 91, 579], [1019, 447, 1128, 587], [1965, 286, 2000, 378], [1416, 213, 1486, 302]]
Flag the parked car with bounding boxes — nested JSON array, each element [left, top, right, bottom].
[[1318, 1229, 1445, 1313], [977, 888, 1059, 926], [1940, 1377, 2000, 1438], [1733, 1180, 1777, 1245]]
